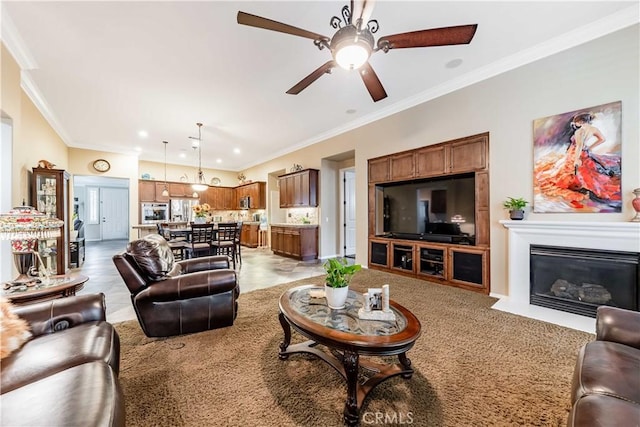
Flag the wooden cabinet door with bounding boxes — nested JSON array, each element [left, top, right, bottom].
[[139, 181, 156, 202], [448, 247, 488, 292], [293, 173, 304, 206], [415, 145, 447, 177], [368, 157, 390, 183], [169, 183, 186, 197], [271, 227, 283, 252], [284, 176, 295, 207], [450, 136, 487, 173], [154, 182, 170, 202], [390, 152, 415, 181], [299, 228, 318, 260]]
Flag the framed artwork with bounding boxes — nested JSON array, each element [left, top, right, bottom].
[[533, 101, 622, 213]]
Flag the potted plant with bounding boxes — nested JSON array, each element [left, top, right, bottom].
[[503, 197, 529, 220], [323, 258, 361, 309]]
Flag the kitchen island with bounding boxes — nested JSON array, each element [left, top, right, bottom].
[[270, 223, 318, 261]]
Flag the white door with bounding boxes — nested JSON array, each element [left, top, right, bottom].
[[101, 187, 129, 240], [343, 169, 356, 257]]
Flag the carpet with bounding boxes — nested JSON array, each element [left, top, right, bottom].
[[115, 268, 594, 426]]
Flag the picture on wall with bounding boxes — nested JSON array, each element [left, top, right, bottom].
[[533, 101, 622, 213]]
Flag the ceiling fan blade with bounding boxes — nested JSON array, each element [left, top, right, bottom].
[[237, 11, 328, 41], [286, 61, 336, 95], [377, 24, 478, 50], [359, 62, 387, 102]]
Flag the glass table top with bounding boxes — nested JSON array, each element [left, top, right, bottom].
[[286, 286, 407, 336], [3, 276, 76, 295]]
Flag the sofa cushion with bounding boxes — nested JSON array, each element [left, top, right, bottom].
[[567, 393, 640, 427], [571, 340, 640, 404], [1, 361, 125, 427], [127, 233, 175, 281], [0, 321, 119, 394], [0, 298, 32, 360]]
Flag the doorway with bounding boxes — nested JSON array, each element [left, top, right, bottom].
[[341, 168, 356, 258], [74, 176, 129, 241]]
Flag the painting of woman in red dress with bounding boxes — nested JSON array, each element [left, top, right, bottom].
[[533, 101, 622, 213]]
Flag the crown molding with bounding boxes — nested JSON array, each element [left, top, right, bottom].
[[240, 4, 639, 171], [20, 72, 73, 146], [0, 9, 37, 70]]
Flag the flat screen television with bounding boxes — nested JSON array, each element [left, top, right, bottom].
[[377, 173, 476, 245]]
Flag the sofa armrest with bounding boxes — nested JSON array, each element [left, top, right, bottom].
[[595, 306, 640, 349], [136, 269, 237, 303], [12, 293, 107, 338], [177, 255, 230, 273]]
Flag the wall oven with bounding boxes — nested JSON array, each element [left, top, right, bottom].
[[141, 203, 169, 224]]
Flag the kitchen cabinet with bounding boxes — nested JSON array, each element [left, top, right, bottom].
[[240, 223, 259, 248], [278, 169, 318, 208], [155, 182, 170, 202], [271, 225, 318, 261], [31, 167, 70, 274], [390, 152, 415, 181], [236, 182, 266, 209], [139, 181, 156, 202]]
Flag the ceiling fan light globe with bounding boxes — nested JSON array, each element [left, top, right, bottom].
[[335, 44, 370, 70]]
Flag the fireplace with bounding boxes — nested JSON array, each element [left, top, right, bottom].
[[529, 245, 639, 317], [497, 220, 640, 332]]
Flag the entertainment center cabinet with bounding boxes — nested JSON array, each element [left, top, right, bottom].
[[368, 133, 490, 293]]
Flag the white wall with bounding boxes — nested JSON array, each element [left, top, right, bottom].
[[1, 117, 13, 281]]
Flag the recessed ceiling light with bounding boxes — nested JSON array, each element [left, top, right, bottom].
[[346, 109, 357, 114], [216, 159, 222, 164], [134, 146, 142, 152], [445, 58, 463, 69], [138, 130, 148, 138], [233, 148, 241, 154], [179, 153, 186, 158]]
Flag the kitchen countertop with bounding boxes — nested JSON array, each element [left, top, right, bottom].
[[270, 223, 319, 228]]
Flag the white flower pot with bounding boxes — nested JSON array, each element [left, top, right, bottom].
[[324, 284, 349, 309]]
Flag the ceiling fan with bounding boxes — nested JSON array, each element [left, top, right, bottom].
[[237, 0, 478, 102]]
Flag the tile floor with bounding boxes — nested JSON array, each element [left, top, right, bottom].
[[75, 239, 327, 323]]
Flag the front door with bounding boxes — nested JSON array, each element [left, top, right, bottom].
[[101, 187, 129, 240]]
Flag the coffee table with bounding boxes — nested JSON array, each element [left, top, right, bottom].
[[278, 285, 421, 426], [2, 274, 89, 305]]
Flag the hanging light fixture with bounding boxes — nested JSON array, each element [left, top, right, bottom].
[[191, 122, 208, 194], [161, 141, 169, 197]]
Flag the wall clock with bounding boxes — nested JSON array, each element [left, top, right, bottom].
[[93, 159, 111, 172]]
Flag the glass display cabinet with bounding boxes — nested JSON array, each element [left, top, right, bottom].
[[31, 167, 70, 275]]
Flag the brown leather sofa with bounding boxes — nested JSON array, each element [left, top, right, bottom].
[[113, 233, 239, 337], [1, 293, 124, 426], [568, 306, 640, 426]]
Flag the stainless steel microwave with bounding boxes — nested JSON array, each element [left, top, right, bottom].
[[239, 196, 250, 209]]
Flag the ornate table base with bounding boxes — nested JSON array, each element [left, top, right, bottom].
[[279, 312, 414, 426]]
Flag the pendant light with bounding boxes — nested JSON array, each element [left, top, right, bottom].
[[161, 141, 169, 197], [191, 122, 208, 195]]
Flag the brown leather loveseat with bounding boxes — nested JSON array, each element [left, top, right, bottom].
[[113, 233, 239, 337], [567, 306, 640, 426], [1, 293, 124, 426]]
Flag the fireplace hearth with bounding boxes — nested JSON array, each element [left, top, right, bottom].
[[530, 245, 639, 317], [498, 220, 640, 332]]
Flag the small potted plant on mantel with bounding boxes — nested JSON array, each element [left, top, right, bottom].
[[503, 197, 529, 220], [324, 258, 361, 309]]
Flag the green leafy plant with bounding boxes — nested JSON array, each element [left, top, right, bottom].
[[323, 258, 361, 288], [503, 197, 528, 211]]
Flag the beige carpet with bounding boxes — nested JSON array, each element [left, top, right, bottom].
[[115, 269, 593, 427]]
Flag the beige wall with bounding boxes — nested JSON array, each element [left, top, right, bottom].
[[138, 160, 238, 187], [2, 44, 68, 207]]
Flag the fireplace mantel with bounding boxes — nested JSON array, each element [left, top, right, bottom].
[[494, 220, 640, 332]]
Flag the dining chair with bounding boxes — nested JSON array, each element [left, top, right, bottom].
[[212, 222, 238, 269], [234, 222, 243, 266], [188, 223, 214, 258]]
